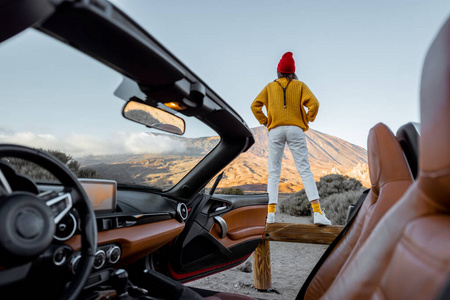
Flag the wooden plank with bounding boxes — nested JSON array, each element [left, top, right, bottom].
[[253, 223, 343, 290], [253, 239, 271, 291], [263, 223, 343, 245]]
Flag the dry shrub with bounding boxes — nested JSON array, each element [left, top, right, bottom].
[[2, 148, 97, 182], [316, 174, 362, 198], [319, 189, 365, 225], [279, 189, 311, 217], [279, 174, 364, 224], [217, 187, 244, 195]]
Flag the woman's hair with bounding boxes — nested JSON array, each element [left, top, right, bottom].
[[277, 71, 298, 80]]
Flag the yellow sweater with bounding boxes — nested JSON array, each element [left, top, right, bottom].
[[251, 78, 319, 131]]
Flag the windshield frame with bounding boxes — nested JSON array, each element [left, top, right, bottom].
[[0, 0, 254, 200]]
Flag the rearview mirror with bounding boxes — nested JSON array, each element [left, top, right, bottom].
[[122, 100, 185, 135]]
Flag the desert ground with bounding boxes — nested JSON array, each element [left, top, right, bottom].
[[186, 196, 328, 300]]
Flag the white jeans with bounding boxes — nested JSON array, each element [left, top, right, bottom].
[[267, 126, 319, 204]]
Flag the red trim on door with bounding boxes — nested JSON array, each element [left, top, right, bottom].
[[168, 254, 251, 282]]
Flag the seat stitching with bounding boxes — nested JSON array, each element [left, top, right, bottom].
[[378, 178, 413, 190], [400, 224, 450, 272]]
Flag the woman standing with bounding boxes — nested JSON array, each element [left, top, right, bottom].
[[251, 52, 331, 225]]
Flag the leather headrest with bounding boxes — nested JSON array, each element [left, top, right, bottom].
[[418, 17, 450, 205], [368, 123, 412, 195]]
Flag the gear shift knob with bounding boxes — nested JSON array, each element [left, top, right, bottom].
[[111, 269, 129, 298]]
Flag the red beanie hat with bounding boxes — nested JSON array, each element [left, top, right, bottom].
[[277, 52, 295, 73]]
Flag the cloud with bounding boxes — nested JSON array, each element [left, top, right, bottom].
[[0, 131, 59, 149], [0, 131, 187, 157]]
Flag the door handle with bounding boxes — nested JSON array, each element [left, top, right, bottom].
[[213, 216, 227, 239], [215, 206, 227, 212]]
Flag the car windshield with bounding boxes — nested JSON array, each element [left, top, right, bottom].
[[0, 29, 219, 191]]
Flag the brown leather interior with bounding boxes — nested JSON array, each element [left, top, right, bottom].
[[304, 123, 414, 299], [209, 205, 266, 249], [320, 17, 450, 300], [66, 219, 184, 267], [226, 226, 266, 241]]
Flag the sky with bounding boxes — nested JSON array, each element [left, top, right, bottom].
[[108, 0, 449, 149], [0, 0, 449, 153]]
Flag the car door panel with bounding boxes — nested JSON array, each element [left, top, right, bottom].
[[210, 205, 266, 248], [166, 193, 268, 282]]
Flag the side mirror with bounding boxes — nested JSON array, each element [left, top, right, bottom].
[[122, 100, 185, 135]]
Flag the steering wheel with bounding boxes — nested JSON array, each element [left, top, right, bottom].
[[0, 144, 97, 300]]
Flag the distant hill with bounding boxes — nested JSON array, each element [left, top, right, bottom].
[[217, 126, 369, 193], [78, 127, 369, 192]]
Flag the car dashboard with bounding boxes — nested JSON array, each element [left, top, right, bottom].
[[38, 179, 187, 289], [0, 0, 257, 298]]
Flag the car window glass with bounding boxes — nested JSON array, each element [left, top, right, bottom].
[[206, 156, 267, 196], [0, 29, 219, 190]]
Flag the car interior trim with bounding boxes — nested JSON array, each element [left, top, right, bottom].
[[66, 219, 185, 266]]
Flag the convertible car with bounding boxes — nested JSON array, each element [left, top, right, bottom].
[[0, 0, 268, 299], [0, 1, 449, 300]]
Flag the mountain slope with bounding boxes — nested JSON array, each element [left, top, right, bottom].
[[217, 126, 369, 193], [80, 126, 369, 192]]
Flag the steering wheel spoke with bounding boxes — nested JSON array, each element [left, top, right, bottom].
[[39, 190, 73, 224], [0, 169, 12, 195]]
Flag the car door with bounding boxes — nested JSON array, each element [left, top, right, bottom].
[[165, 174, 268, 282]]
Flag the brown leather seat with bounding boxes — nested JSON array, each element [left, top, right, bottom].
[[303, 122, 414, 299], [320, 17, 450, 300]]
